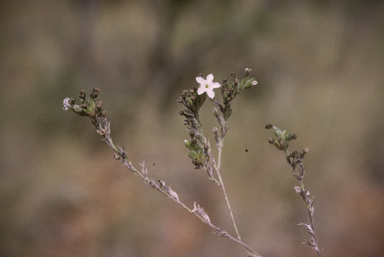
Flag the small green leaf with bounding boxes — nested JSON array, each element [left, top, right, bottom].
[[224, 108, 232, 120], [272, 126, 285, 140]]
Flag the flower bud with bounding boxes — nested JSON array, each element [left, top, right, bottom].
[[72, 106, 85, 115], [294, 186, 301, 195], [62, 97, 72, 110], [284, 132, 297, 141]]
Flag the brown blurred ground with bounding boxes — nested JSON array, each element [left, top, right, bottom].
[[1, 0, 384, 256]]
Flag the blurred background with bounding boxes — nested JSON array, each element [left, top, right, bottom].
[[1, 0, 384, 256]]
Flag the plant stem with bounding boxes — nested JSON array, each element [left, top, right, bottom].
[[215, 138, 242, 241]]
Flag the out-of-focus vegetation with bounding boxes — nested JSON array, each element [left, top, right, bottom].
[[1, 0, 383, 256]]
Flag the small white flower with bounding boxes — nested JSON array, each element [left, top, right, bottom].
[[63, 97, 72, 110], [196, 74, 221, 99]]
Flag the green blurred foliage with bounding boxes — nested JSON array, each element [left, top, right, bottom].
[[1, 0, 384, 256]]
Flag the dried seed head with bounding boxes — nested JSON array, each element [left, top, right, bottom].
[[121, 151, 127, 159], [95, 99, 103, 109], [90, 88, 99, 98], [89, 111, 96, 118], [97, 129, 106, 136], [265, 124, 273, 129], [78, 90, 86, 99], [167, 186, 179, 201]]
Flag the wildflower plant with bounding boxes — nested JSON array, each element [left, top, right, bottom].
[[63, 68, 321, 257]]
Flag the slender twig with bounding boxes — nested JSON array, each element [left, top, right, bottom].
[[213, 137, 242, 241], [287, 157, 321, 257]]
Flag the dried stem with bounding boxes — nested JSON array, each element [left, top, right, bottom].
[[267, 124, 322, 257], [286, 149, 322, 257]]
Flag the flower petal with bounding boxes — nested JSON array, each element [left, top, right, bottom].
[[206, 74, 214, 82], [196, 76, 205, 84], [211, 82, 221, 89], [206, 90, 215, 99], [197, 86, 206, 95]]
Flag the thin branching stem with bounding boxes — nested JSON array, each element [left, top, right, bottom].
[[93, 117, 261, 257], [214, 138, 242, 241]]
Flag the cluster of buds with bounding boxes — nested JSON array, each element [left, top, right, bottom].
[[218, 68, 258, 121], [177, 86, 207, 115], [63, 88, 107, 120], [265, 123, 297, 151], [184, 131, 209, 169], [287, 148, 309, 181], [266, 123, 310, 182], [178, 88, 210, 169]]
